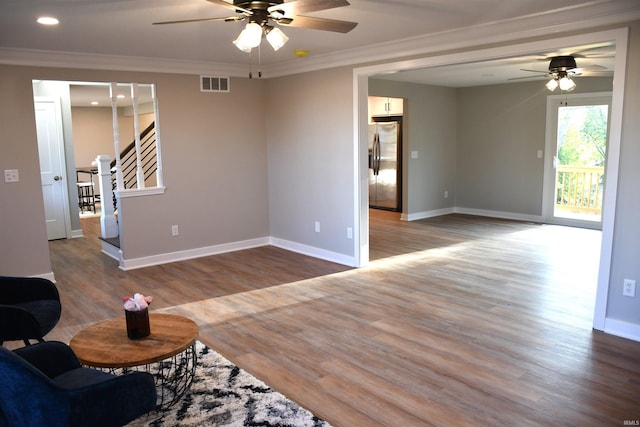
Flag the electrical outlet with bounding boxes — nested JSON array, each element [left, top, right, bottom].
[[623, 279, 636, 297], [4, 169, 19, 183], [444, 190, 449, 199], [171, 225, 179, 236], [347, 227, 353, 239], [314, 221, 320, 233]]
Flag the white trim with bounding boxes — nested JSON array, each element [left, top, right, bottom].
[[593, 28, 628, 331], [70, 228, 84, 238], [603, 318, 640, 343], [270, 237, 357, 267], [115, 186, 166, 198], [401, 208, 455, 222], [119, 237, 269, 270], [0, 47, 248, 77], [32, 272, 56, 282], [117, 235, 356, 271], [101, 240, 122, 263], [1, 2, 638, 77], [453, 208, 543, 224]]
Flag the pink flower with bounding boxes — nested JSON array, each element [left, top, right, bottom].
[[123, 293, 153, 311]]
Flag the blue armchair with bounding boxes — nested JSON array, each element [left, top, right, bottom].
[[0, 276, 62, 346], [0, 341, 157, 426]]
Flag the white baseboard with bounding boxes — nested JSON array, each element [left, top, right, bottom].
[[70, 228, 84, 238], [32, 272, 56, 282], [119, 236, 356, 270], [101, 240, 122, 263], [270, 237, 357, 267], [119, 237, 270, 271], [453, 207, 543, 223], [402, 207, 455, 221], [603, 318, 640, 342]]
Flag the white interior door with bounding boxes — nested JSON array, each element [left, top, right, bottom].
[[35, 97, 70, 240]]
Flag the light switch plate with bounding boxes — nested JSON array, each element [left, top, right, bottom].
[[4, 169, 19, 183]]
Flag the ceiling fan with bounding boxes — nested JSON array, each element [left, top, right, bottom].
[[516, 55, 607, 79], [509, 54, 610, 92], [153, 0, 358, 52]]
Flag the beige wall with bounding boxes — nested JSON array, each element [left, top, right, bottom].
[[0, 66, 269, 273], [266, 66, 356, 257], [456, 77, 613, 216], [72, 107, 115, 168], [71, 107, 154, 168], [0, 66, 52, 277]]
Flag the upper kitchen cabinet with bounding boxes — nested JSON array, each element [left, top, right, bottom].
[[369, 96, 404, 117]]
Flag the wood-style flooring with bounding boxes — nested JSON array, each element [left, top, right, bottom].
[[39, 210, 640, 426]]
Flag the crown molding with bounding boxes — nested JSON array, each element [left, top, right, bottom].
[[0, 0, 638, 78], [0, 47, 249, 77], [265, 0, 640, 77]]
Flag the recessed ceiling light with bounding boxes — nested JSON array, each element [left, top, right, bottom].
[[91, 101, 99, 105], [117, 94, 125, 99], [37, 16, 59, 26]]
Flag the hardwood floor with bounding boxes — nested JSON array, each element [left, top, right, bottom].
[[40, 210, 640, 426]]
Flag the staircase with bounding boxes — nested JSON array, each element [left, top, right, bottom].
[[98, 121, 157, 251], [111, 121, 157, 190]]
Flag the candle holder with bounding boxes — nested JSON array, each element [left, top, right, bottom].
[[125, 307, 150, 339]]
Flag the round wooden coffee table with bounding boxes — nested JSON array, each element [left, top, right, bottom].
[[70, 313, 198, 409]]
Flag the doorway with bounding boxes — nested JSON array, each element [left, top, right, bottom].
[[543, 92, 611, 229], [354, 28, 628, 333]]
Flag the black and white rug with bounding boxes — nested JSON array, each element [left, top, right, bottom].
[[127, 342, 332, 426]]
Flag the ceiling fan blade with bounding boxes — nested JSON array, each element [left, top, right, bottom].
[[279, 15, 357, 33], [268, 0, 350, 15], [575, 64, 607, 72], [153, 16, 243, 25], [508, 74, 547, 81], [205, 0, 253, 15], [520, 68, 548, 73]]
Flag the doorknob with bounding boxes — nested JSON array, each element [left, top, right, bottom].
[[54, 175, 62, 181]]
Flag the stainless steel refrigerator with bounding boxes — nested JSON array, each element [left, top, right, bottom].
[[368, 119, 401, 211]]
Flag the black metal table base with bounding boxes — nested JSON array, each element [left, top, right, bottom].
[[96, 343, 197, 410]]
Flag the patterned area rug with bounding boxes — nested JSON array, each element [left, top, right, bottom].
[[127, 341, 331, 426]]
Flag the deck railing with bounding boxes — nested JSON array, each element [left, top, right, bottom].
[[555, 165, 604, 215]]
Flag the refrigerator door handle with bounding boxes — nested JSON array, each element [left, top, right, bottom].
[[373, 133, 380, 175]]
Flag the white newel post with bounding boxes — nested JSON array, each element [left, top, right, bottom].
[[96, 155, 118, 239]]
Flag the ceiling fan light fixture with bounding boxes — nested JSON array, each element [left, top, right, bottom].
[[266, 26, 288, 51], [233, 22, 262, 52], [545, 78, 559, 91], [559, 75, 576, 92]]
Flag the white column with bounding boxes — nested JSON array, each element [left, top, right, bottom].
[[96, 155, 118, 239], [151, 84, 164, 187], [130, 83, 145, 189], [109, 83, 124, 191]]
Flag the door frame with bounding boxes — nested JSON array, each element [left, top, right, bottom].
[[34, 96, 72, 240], [353, 27, 629, 332], [542, 91, 612, 229]]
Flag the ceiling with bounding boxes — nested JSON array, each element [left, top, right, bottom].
[[3, 0, 638, 105]]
